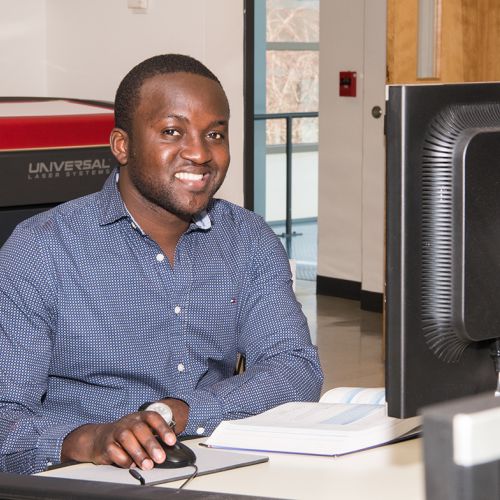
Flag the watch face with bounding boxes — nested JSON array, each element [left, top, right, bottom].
[[146, 402, 174, 425]]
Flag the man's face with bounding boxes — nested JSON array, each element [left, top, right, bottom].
[[123, 72, 230, 220]]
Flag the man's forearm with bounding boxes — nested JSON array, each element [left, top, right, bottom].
[[176, 348, 323, 437]]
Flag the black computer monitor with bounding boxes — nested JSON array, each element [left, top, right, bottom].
[[385, 82, 500, 418]]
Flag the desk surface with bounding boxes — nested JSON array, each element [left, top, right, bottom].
[[40, 438, 425, 500]]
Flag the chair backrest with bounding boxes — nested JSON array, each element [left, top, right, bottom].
[[289, 258, 296, 292]]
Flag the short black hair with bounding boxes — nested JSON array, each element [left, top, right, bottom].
[[114, 54, 223, 134]]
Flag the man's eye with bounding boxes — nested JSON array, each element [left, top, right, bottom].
[[208, 132, 224, 140], [162, 129, 180, 136]]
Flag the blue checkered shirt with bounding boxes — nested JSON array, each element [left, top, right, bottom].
[[0, 170, 323, 474]]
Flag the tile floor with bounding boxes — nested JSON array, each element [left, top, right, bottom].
[[295, 280, 385, 395]]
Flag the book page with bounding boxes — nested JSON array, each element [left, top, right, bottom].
[[320, 387, 386, 405], [204, 401, 421, 456], [216, 402, 396, 433]]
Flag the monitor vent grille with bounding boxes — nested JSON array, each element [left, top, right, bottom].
[[420, 103, 500, 362]]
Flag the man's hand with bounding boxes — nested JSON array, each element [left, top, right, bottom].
[[61, 399, 189, 470]]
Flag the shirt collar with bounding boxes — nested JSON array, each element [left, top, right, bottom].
[[96, 168, 213, 231], [96, 169, 129, 226]]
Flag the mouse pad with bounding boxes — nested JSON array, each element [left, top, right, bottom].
[[37, 443, 268, 486]]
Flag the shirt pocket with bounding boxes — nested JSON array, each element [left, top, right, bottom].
[[184, 273, 240, 358]]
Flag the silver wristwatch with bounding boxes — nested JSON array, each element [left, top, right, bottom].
[[141, 401, 176, 429]]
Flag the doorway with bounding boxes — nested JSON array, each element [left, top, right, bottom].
[[245, 0, 387, 304]]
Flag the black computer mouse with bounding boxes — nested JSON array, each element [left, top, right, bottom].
[[155, 440, 197, 469]]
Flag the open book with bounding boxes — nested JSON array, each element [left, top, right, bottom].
[[204, 387, 421, 456]]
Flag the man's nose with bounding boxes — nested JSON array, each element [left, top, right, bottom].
[[180, 134, 211, 164]]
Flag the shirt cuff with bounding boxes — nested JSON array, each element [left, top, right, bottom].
[[173, 389, 223, 437], [35, 423, 80, 472]]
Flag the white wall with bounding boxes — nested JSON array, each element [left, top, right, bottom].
[[318, 1, 364, 284], [0, 0, 47, 95], [317, 0, 386, 294], [361, 1, 386, 294], [0, 0, 244, 206]]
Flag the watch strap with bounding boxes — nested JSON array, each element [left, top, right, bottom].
[[138, 401, 154, 412]]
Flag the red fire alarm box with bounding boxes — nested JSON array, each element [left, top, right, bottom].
[[339, 71, 357, 97]]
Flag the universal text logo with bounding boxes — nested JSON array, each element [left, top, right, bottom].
[[27, 158, 112, 180]]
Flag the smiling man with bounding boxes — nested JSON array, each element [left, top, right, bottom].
[[0, 54, 323, 474]]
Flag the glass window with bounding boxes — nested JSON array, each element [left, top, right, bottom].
[[253, 0, 319, 281]]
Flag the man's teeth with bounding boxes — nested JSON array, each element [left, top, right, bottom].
[[175, 172, 204, 181]]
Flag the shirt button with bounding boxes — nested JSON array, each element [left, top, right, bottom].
[[131, 222, 137, 230], [196, 427, 205, 435], [156, 253, 165, 262], [177, 363, 185, 372], [174, 305, 181, 314]]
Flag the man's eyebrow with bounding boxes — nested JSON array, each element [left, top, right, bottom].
[[165, 114, 228, 127], [166, 113, 186, 120], [211, 119, 229, 127]]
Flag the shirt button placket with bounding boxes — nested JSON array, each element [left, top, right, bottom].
[[173, 306, 186, 379], [171, 245, 190, 387]]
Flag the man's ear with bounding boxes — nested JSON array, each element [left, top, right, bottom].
[[110, 128, 129, 166]]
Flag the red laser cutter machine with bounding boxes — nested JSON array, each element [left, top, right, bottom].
[[0, 98, 116, 246]]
